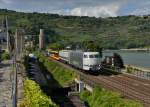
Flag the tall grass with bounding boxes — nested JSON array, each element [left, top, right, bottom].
[[35, 52, 76, 86], [80, 87, 143, 107]]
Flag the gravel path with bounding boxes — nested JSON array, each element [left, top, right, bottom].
[[0, 60, 12, 107]]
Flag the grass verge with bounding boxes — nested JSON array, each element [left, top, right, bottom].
[[35, 52, 76, 87], [80, 86, 143, 107]]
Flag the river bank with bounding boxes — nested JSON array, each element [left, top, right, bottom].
[[120, 48, 150, 52]]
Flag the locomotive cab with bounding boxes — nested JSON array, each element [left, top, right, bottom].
[[83, 52, 101, 71]]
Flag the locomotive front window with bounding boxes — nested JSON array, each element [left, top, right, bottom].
[[95, 54, 100, 58], [84, 55, 88, 58], [89, 55, 94, 58], [89, 54, 100, 58]]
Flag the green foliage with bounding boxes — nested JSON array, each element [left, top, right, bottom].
[[113, 53, 124, 68], [82, 40, 102, 51], [126, 66, 139, 74], [127, 66, 133, 73], [80, 86, 143, 107], [35, 52, 76, 86], [1, 52, 10, 60], [0, 9, 150, 49], [48, 43, 64, 51], [19, 79, 57, 107]]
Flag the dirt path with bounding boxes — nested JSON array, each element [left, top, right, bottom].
[[0, 60, 13, 107]]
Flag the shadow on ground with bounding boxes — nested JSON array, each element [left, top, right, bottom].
[[0, 63, 11, 68], [99, 67, 121, 76], [0, 72, 4, 82]]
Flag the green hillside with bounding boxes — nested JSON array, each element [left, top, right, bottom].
[[0, 9, 150, 49]]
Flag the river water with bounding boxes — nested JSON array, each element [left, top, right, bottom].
[[103, 50, 150, 69]]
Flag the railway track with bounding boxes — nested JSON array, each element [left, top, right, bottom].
[[50, 58, 150, 107], [96, 76, 150, 104], [75, 72, 150, 107], [99, 69, 150, 95], [113, 75, 150, 94], [98, 68, 150, 107], [123, 73, 150, 84]]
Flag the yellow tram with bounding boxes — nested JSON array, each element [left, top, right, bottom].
[[47, 49, 60, 60]]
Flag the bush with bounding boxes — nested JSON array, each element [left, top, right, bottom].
[[1, 52, 10, 60], [19, 80, 57, 107], [127, 66, 133, 73], [80, 87, 143, 107], [113, 53, 124, 68]]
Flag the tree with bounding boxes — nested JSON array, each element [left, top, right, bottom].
[[1, 52, 10, 60], [113, 53, 124, 68], [82, 40, 102, 57], [1, 9, 150, 50], [48, 43, 63, 50]]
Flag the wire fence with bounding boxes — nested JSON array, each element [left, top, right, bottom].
[[126, 68, 150, 80], [102, 64, 150, 80]]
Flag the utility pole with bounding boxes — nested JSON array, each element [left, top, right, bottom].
[[6, 16, 10, 53], [15, 29, 19, 60], [15, 29, 24, 61], [39, 29, 45, 50]]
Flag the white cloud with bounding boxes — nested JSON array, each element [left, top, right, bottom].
[[0, 0, 135, 17], [131, 1, 150, 16], [69, 4, 120, 18], [131, 7, 150, 15]]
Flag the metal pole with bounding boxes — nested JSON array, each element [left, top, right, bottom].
[[6, 16, 9, 52], [12, 29, 19, 107]]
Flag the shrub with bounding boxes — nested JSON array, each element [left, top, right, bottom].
[[19, 79, 57, 107], [1, 52, 10, 60], [113, 53, 124, 68], [127, 66, 133, 73], [80, 87, 143, 107]]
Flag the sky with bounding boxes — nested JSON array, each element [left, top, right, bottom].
[[0, 0, 150, 18]]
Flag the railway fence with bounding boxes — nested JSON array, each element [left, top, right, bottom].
[[126, 68, 150, 80], [102, 64, 150, 80]]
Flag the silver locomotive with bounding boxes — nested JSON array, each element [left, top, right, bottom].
[[59, 50, 101, 72]]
